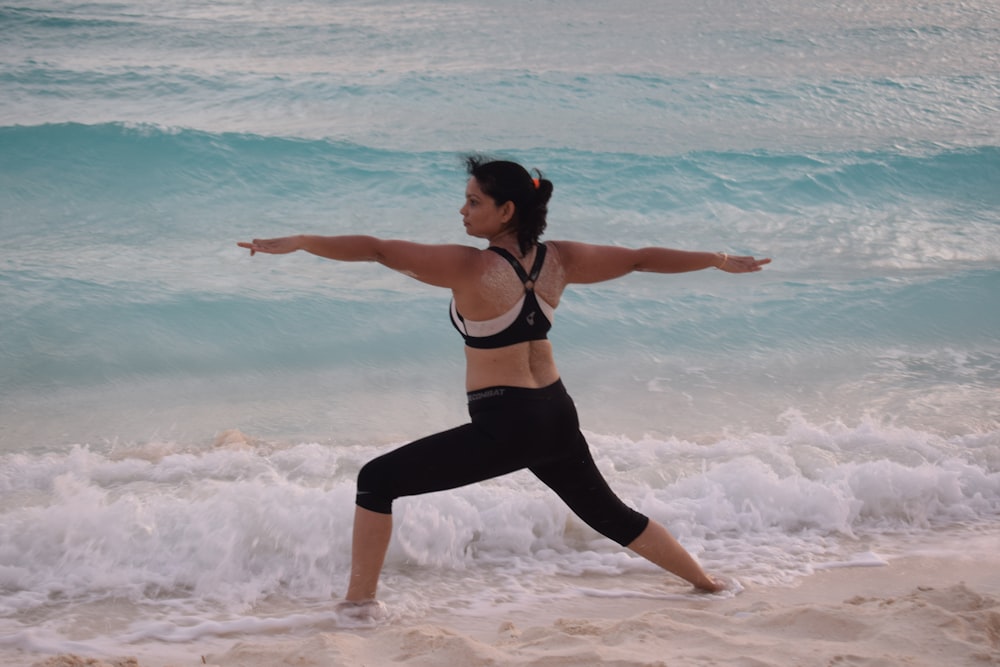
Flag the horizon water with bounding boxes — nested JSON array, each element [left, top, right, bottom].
[[1, 0, 999, 661]]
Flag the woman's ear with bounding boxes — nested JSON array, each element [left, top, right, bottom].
[[498, 200, 515, 224]]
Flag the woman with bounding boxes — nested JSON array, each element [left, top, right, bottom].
[[238, 156, 770, 609]]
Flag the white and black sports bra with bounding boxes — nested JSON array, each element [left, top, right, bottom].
[[450, 243, 555, 349]]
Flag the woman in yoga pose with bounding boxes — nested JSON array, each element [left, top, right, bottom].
[[239, 156, 770, 608]]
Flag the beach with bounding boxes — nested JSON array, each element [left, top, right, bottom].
[[19, 531, 1000, 666]]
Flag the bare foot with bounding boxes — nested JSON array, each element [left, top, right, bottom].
[[336, 599, 388, 622], [695, 575, 730, 593], [695, 576, 746, 597]]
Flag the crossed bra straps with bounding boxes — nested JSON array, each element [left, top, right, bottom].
[[449, 243, 555, 349]]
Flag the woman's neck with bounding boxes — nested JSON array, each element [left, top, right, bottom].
[[487, 229, 522, 255]]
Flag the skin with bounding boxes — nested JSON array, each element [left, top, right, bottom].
[[238, 176, 771, 602]]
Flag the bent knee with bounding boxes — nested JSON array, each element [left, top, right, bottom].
[[355, 458, 395, 514]]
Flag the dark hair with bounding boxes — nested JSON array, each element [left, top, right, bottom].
[[465, 155, 553, 255]]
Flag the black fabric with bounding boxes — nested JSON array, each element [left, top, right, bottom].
[[355, 380, 650, 547]]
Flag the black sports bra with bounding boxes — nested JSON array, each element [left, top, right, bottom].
[[450, 244, 555, 349]]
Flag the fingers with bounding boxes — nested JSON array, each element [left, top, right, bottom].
[[742, 256, 770, 272], [723, 255, 770, 272], [237, 241, 258, 256], [238, 238, 284, 256]]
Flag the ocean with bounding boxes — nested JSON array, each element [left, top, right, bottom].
[[1, 0, 998, 660]]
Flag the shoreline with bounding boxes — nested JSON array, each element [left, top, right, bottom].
[[17, 547, 1000, 667]]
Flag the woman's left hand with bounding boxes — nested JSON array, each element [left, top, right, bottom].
[[237, 236, 303, 256]]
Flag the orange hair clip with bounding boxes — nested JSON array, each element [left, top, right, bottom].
[[532, 178, 540, 189]]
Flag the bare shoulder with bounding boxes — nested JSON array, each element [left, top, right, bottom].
[[546, 240, 640, 285], [375, 240, 485, 289]]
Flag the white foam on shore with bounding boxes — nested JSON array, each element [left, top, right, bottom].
[[0, 416, 997, 661]]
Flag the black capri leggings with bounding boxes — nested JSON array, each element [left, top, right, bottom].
[[355, 379, 649, 547]]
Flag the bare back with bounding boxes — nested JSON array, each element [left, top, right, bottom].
[[453, 242, 569, 392]]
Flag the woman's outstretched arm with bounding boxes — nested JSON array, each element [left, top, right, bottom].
[[237, 235, 479, 289], [551, 240, 770, 285]]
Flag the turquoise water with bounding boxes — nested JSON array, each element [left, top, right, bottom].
[[1, 0, 998, 658]]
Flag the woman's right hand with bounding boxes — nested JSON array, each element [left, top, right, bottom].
[[717, 252, 771, 273]]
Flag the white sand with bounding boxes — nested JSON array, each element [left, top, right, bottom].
[[21, 549, 1000, 667]]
